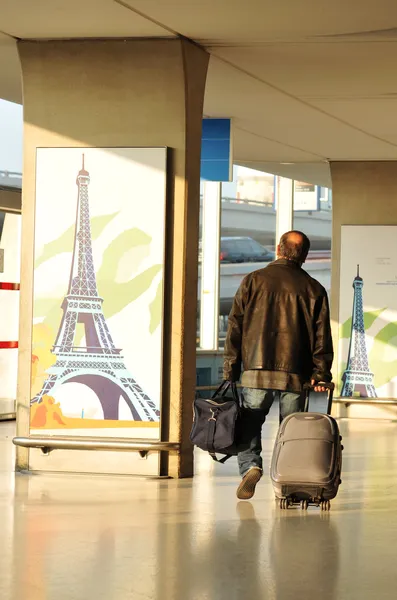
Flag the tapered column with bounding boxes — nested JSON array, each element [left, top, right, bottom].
[[17, 39, 209, 478], [330, 161, 397, 408]]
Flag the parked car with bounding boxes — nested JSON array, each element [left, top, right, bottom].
[[199, 236, 275, 264], [220, 236, 275, 263]]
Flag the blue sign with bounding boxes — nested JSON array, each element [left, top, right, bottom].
[[201, 119, 232, 182]]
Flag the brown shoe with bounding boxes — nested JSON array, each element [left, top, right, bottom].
[[236, 467, 262, 500]]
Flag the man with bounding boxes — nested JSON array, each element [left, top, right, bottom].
[[223, 230, 333, 500]]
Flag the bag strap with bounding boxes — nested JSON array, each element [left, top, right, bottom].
[[209, 452, 232, 464], [230, 382, 240, 404], [211, 380, 240, 404], [211, 380, 230, 398]]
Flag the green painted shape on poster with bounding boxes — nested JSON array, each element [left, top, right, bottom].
[[96, 227, 160, 318], [35, 212, 119, 268], [98, 265, 162, 318], [97, 228, 152, 279], [372, 321, 397, 346], [149, 280, 163, 334], [37, 264, 162, 343], [336, 361, 347, 396], [35, 225, 154, 320], [369, 321, 397, 388], [34, 297, 62, 318], [339, 307, 386, 339], [35, 225, 161, 345]]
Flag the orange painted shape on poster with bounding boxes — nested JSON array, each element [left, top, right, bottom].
[[30, 394, 158, 429], [30, 395, 67, 428], [31, 417, 159, 430]]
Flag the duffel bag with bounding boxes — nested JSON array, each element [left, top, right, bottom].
[[190, 381, 241, 463]]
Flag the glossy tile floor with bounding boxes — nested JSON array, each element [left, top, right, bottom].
[[2, 412, 397, 600]]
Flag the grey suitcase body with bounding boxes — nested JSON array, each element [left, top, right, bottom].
[[270, 385, 342, 510]]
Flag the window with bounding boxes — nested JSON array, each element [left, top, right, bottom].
[[293, 184, 332, 298], [197, 168, 332, 395], [218, 167, 277, 349]]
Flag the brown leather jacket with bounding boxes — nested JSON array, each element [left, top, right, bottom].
[[223, 259, 333, 389]]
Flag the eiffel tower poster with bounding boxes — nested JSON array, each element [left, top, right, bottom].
[[30, 148, 167, 436], [339, 225, 397, 400], [341, 265, 377, 398]]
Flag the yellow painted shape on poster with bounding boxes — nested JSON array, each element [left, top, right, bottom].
[[31, 324, 57, 397]]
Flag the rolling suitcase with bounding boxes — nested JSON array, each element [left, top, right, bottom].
[[270, 383, 342, 511]]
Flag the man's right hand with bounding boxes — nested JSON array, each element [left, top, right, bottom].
[[311, 379, 327, 393]]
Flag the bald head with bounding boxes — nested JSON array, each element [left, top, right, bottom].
[[277, 230, 310, 265]]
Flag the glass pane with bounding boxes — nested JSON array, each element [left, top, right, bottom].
[[219, 166, 277, 349], [293, 184, 332, 298], [196, 171, 331, 396]]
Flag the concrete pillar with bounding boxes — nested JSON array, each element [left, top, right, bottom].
[[16, 39, 209, 478], [330, 161, 397, 398]]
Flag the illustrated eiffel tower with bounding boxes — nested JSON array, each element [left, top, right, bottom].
[[31, 155, 160, 422], [341, 265, 377, 398]]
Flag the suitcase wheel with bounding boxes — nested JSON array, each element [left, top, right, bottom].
[[300, 499, 308, 511], [320, 500, 331, 511]]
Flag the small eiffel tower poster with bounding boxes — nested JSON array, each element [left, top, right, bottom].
[[339, 225, 397, 400], [30, 148, 167, 438]]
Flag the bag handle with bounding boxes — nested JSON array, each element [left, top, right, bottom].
[[211, 380, 239, 403]]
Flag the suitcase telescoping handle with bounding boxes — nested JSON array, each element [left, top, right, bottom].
[[303, 381, 335, 414]]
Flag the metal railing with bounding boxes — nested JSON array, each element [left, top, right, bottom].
[[12, 394, 397, 458], [333, 398, 397, 406], [0, 170, 22, 191], [0, 411, 16, 421], [13, 435, 180, 458], [195, 385, 397, 407]]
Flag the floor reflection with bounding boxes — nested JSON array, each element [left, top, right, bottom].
[[3, 418, 397, 599], [155, 495, 268, 600], [270, 513, 340, 600]]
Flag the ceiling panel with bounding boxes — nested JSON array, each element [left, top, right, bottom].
[[232, 126, 322, 162], [307, 99, 397, 141], [0, 0, 170, 39], [1, 0, 397, 184], [205, 57, 397, 160], [122, 0, 397, 42], [238, 160, 331, 187], [209, 42, 397, 99]]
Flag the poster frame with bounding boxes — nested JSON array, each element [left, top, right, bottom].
[[30, 146, 168, 442]]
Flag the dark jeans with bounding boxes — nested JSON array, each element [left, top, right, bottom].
[[238, 387, 303, 477]]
